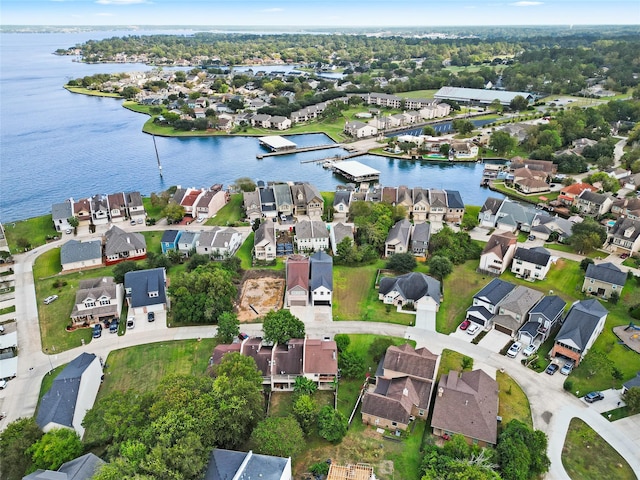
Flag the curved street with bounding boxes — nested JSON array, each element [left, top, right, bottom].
[[1, 224, 640, 478]]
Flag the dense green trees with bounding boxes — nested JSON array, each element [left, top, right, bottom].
[[27, 429, 83, 472], [261, 309, 305, 344], [429, 226, 482, 264], [421, 434, 500, 480], [496, 420, 550, 480], [0, 417, 43, 480], [250, 416, 305, 458], [427, 255, 454, 280], [489, 131, 517, 156], [215, 311, 240, 343], [292, 394, 318, 435], [317, 406, 348, 443], [385, 252, 417, 273], [568, 218, 607, 254], [623, 386, 640, 413]]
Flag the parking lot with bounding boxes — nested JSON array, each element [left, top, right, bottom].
[[89, 310, 167, 343]]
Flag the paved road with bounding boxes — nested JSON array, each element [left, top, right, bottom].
[[2, 225, 640, 477]]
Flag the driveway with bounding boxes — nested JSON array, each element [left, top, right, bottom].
[[477, 328, 511, 352]]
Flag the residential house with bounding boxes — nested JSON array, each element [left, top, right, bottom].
[[273, 183, 294, 218], [124, 191, 145, 221], [160, 229, 182, 254], [518, 295, 566, 346], [491, 285, 544, 337], [411, 222, 431, 256], [428, 190, 448, 222], [52, 201, 74, 232], [291, 182, 324, 217], [332, 190, 352, 220], [611, 197, 640, 220], [431, 369, 499, 447], [558, 183, 597, 207], [344, 120, 378, 138], [36, 353, 102, 438], [384, 219, 412, 257], [449, 141, 479, 160], [194, 185, 228, 220], [254, 221, 277, 261], [509, 158, 557, 176], [243, 190, 262, 222], [70, 277, 123, 327], [465, 279, 516, 328], [73, 198, 92, 226], [259, 186, 278, 219], [103, 225, 146, 265], [107, 192, 127, 222], [270, 115, 291, 130], [511, 246, 552, 281], [378, 272, 441, 327], [251, 113, 272, 128], [575, 190, 613, 217], [622, 372, 640, 395], [494, 199, 537, 232], [582, 262, 627, 299], [285, 255, 310, 307], [330, 222, 354, 255], [90, 194, 110, 225], [529, 214, 577, 242], [124, 267, 168, 315], [295, 220, 329, 252], [607, 217, 640, 256], [512, 167, 549, 194], [396, 186, 413, 215], [551, 299, 608, 365], [411, 188, 430, 223], [173, 187, 203, 218], [310, 251, 333, 306], [478, 231, 517, 275], [361, 344, 439, 431], [60, 239, 103, 272], [478, 197, 504, 228], [177, 231, 199, 257], [445, 190, 465, 224], [208, 228, 242, 258], [203, 449, 291, 480], [23, 453, 106, 480]]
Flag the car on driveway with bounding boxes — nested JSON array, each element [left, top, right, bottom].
[[126, 317, 135, 329], [467, 323, 480, 335], [43, 295, 58, 305], [459, 320, 470, 330], [109, 320, 119, 333], [560, 360, 574, 375], [92, 324, 102, 338], [522, 344, 537, 357], [147, 311, 155, 322], [620, 253, 629, 259], [0, 379, 7, 389], [507, 342, 522, 358], [545, 363, 559, 375], [584, 391, 604, 403]]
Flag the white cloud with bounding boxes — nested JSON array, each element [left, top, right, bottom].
[[510, 1, 543, 6], [95, 0, 149, 5]]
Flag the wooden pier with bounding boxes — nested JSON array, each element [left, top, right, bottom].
[[256, 143, 343, 159], [300, 150, 366, 164]]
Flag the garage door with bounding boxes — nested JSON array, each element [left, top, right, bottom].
[[313, 300, 331, 306], [494, 324, 513, 336], [290, 300, 307, 307]]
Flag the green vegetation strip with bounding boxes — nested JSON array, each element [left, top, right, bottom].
[[496, 371, 533, 429], [562, 417, 636, 480], [4, 215, 57, 253]]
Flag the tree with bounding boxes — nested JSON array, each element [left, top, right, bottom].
[[497, 420, 549, 480], [186, 253, 210, 272], [428, 255, 453, 280], [422, 126, 437, 136], [164, 202, 186, 224], [368, 337, 395, 363], [262, 309, 305, 344], [113, 260, 142, 284], [28, 428, 83, 472], [234, 177, 257, 192], [452, 119, 474, 134], [338, 350, 365, 379], [334, 334, 350, 353], [580, 258, 595, 271], [0, 417, 43, 480], [489, 131, 517, 156], [623, 386, 640, 413], [250, 416, 305, 458], [317, 406, 347, 443], [489, 98, 503, 113], [569, 218, 607, 254], [67, 216, 79, 229], [386, 252, 417, 273], [215, 311, 239, 343], [293, 394, 318, 435], [293, 376, 318, 396], [509, 95, 529, 111]]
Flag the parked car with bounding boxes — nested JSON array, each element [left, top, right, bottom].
[[507, 342, 522, 358], [147, 311, 155, 322], [126, 317, 135, 329], [467, 323, 480, 335], [0, 325, 5, 334], [65, 228, 72, 234], [130, 220, 137, 226], [0, 379, 7, 390], [560, 360, 574, 376], [620, 253, 630, 259], [109, 320, 119, 333], [545, 363, 559, 375], [459, 319, 470, 330], [238, 332, 249, 340], [92, 324, 102, 338], [43, 295, 58, 305], [528, 235, 536, 241], [522, 344, 537, 357], [197, 215, 205, 223], [584, 391, 604, 403]]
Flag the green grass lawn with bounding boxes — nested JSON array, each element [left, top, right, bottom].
[[33, 248, 62, 278], [141, 230, 164, 255], [65, 86, 122, 98], [437, 349, 473, 380], [543, 242, 605, 259], [401, 89, 437, 98], [437, 260, 485, 334], [490, 181, 559, 204], [4, 215, 58, 253], [562, 418, 636, 480], [333, 263, 416, 325], [496, 371, 533, 429], [206, 194, 247, 226], [142, 197, 165, 220]]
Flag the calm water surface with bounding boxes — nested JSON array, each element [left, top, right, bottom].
[[0, 31, 502, 222]]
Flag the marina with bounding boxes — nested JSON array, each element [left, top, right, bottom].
[[331, 160, 381, 183]]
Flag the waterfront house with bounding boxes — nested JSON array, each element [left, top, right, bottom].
[[273, 183, 294, 218], [124, 191, 145, 221], [52, 201, 74, 232], [124, 267, 168, 315], [70, 277, 123, 327], [107, 192, 127, 223], [90, 194, 110, 225], [445, 190, 465, 224], [73, 198, 92, 226], [259, 185, 278, 220], [582, 262, 627, 299], [61, 239, 103, 272], [479, 231, 517, 275], [551, 299, 608, 365], [384, 219, 412, 258], [428, 190, 447, 222], [103, 225, 146, 265], [243, 190, 262, 222], [344, 120, 378, 138], [291, 182, 324, 217], [478, 197, 504, 228], [411, 188, 430, 223]]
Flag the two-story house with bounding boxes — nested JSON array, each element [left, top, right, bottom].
[[285, 255, 310, 307], [518, 295, 566, 346], [607, 217, 640, 256], [295, 220, 329, 253], [575, 190, 613, 217], [310, 251, 333, 306], [465, 278, 516, 328], [551, 299, 608, 365], [254, 221, 277, 261], [491, 285, 543, 337], [384, 219, 412, 258], [70, 277, 123, 327], [511, 246, 553, 281], [103, 225, 146, 265], [479, 231, 517, 275], [582, 262, 627, 299]]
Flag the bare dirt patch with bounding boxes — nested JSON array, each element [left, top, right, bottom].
[[237, 270, 285, 322]]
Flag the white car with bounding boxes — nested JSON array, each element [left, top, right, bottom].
[[522, 344, 537, 357], [197, 215, 205, 223], [0, 379, 7, 389], [126, 317, 135, 330], [507, 342, 522, 358], [43, 295, 58, 305], [466, 323, 480, 335]]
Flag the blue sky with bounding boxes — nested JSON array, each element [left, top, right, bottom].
[[1, 0, 639, 26]]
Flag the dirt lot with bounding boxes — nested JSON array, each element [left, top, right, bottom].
[[237, 270, 285, 322]]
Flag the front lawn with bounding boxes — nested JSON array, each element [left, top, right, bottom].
[[437, 260, 485, 334], [496, 370, 533, 429], [32, 248, 62, 278], [141, 230, 164, 255], [207, 194, 246, 226], [4, 215, 58, 253], [437, 349, 473, 380], [562, 418, 636, 480], [142, 197, 164, 220], [543, 242, 605, 259], [490, 181, 559, 204]]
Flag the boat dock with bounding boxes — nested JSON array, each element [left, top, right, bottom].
[[300, 150, 365, 164], [257, 143, 344, 159]]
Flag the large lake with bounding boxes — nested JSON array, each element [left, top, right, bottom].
[[0, 31, 502, 222]]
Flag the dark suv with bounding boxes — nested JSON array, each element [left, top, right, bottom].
[[584, 391, 604, 403], [92, 324, 102, 338], [147, 311, 155, 322], [109, 320, 119, 333]]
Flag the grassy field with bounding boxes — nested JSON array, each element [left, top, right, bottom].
[[65, 86, 122, 98], [543, 242, 605, 259], [437, 260, 485, 334], [33, 248, 62, 278], [142, 197, 164, 220], [333, 263, 416, 325], [141, 230, 164, 255], [496, 371, 533, 429], [490, 181, 560, 204], [562, 418, 636, 480], [401, 89, 437, 98], [437, 349, 473, 380], [206, 194, 246, 226], [4, 215, 58, 253]]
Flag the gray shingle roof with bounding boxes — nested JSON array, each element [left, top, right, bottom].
[[58, 453, 106, 480], [161, 229, 181, 244], [585, 262, 627, 286], [386, 219, 411, 246], [103, 226, 146, 256], [609, 217, 640, 243], [474, 278, 516, 306], [445, 190, 465, 209], [296, 220, 329, 240], [529, 295, 566, 322], [481, 197, 503, 215], [60, 240, 102, 265], [124, 268, 167, 308], [36, 353, 98, 431], [513, 246, 551, 266], [204, 449, 289, 480], [379, 272, 441, 305], [310, 251, 333, 291], [52, 201, 73, 221], [555, 299, 608, 351]]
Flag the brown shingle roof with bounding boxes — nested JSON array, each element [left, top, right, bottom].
[[382, 344, 438, 379], [481, 231, 516, 259], [286, 255, 309, 291], [304, 339, 338, 375]]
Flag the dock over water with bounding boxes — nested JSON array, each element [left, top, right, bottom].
[[257, 142, 344, 159]]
